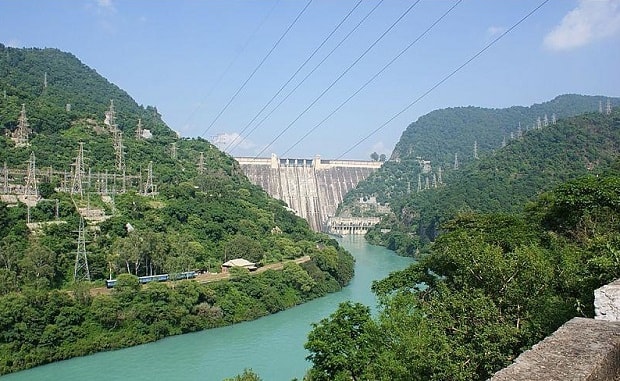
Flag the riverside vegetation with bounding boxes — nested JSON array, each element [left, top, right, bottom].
[[297, 101, 620, 380], [0, 44, 354, 375]]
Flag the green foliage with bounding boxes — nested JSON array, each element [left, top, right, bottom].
[[364, 107, 620, 255], [305, 302, 380, 381], [306, 174, 620, 380], [223, 369, 263, 381], [0, 247, 354, 375], [0, 44, 357, 375]]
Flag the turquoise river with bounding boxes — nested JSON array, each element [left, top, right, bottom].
[[2, 236, 413, 381]]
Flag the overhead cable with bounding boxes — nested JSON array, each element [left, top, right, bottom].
[[228, 0, 384, 153], [336, 0, 551, 160], [254, 0, 421, 158], [224, 0, 364, 153], [282, 0, 463, 157], [181, 0, 281, 131], [199, 0, 314, 138]]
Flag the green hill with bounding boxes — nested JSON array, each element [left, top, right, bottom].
[[357, 103, 620, 255], [393, 94, 615, 165], [0, 44, 354, 374], [340, 95, 619, 211]]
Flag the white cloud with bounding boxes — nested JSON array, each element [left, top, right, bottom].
[[370, 141, 388, 156], [212, 132, 256, 153], [96, 0, 116, 13], [487, 26, 506, 38], [6, 39, 21, 48], [544, 0, 620, 51]]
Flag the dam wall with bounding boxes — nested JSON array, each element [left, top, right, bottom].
[[236, 154, 381, 231]]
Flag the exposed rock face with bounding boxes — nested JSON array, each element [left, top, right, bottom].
[[596, 279, 620, 321]]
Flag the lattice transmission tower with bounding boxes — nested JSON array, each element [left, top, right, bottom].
[[473, 140, 479, 160], [73, 217, 90, 282], [170, 142, 177, 160], [198, 152, 205, 174], [2, 162, 8, 194], [143, 161, 155, 196], [135, 118, 143, 139], [71, 142, 86, 197], [24, 151, 38, 200], [15, 104, 30, 147], [115, 131, 125, 171]]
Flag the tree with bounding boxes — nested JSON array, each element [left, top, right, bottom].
[[305, 302, 380, 381], [379, 153, 387, 162], [223, 369, 262, 381], [18, 240, 55, 289], [370, 152, 379, 161]]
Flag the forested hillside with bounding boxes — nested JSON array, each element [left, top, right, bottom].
[[340, 95, 619, 212], [305, 172, 620, 380], [0, 44, 354, 375], [357, 103, 620, 255]]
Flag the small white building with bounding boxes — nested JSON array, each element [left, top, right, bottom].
[[221, 258, 257, 273]]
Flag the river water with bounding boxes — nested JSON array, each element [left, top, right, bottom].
[[2, 236, 412, 381]]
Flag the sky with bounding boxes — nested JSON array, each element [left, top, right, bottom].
[[1, 0, 619, 160]]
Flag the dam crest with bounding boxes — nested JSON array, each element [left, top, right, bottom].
[[236, 154, 382, 232]]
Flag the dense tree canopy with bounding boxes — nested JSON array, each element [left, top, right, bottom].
[[0, 44, 356, 375], [305, 174, 620, 380], [361, 108, 620, 256]]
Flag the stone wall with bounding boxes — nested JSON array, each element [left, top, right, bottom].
[[596, 279, 620, 322], [490, 317, 620, 381], [491, 279, 620, 380]]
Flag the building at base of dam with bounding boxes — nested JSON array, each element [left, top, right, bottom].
[[236, 154, 382, 232]]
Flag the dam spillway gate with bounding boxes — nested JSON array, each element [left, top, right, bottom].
[[236, 154, 382, 232]]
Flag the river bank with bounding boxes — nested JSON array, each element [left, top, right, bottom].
[[2, 236, 412, 381]]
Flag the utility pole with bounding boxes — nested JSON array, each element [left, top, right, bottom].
[[473, 140, 479, 160], [536, 117, 542, 130], [606, 99, 612, 115], [453, 153, 459, 170], [552, 113, 557, 125], [73, 217, 91, 282], [501, 136, 506, 148], [43, 72, 48, 89], [599, 100, 604, 114], [543, 114, 549, 127], [417, 173, 422, 192], [437, 167, 443, 185]]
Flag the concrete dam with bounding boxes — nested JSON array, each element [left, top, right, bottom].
[[236, 154, 382, 232]]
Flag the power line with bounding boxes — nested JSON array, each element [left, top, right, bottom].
[[199, 0, 314, 138], [336, 0, 551, 160], [228, 0, 384, 153], [282, 0, 463, 157], [224, 0, 364, 153], [181, 0, 281, 130], [255, 0, 421, 158]]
